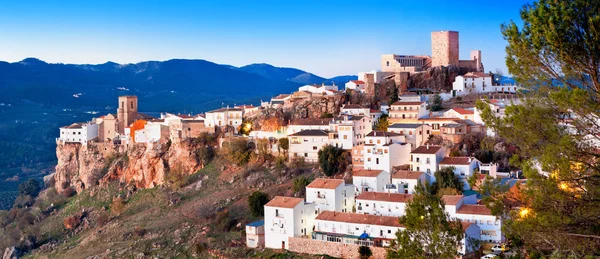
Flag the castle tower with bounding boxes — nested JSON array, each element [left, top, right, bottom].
[[431, 31, 459, 67], [470, 50, 483, 72], [117, 95, 138, 134]]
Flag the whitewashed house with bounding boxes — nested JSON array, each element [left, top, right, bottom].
[[474, 99, 506, 136], [298, 84, 338, 95], [287, 118, 330, 135], [344, 80, 366, 92], [439, 157, 480, 190], [270, 94, 291, 108], [355, 192, 412, 217], [443, 195, 502, 243], [352, 169, 390, 193], [204, 107, 243, 134], [443, 108, 475, 121], [246, 220, 265, 248], [134, 122, 166, 143], [235, 104, 260, 117], [388, 170, 427, 194], [288, 129, 330, 162], [328, 115, 372, 149], [363, 131, 411, 173], [264, 196, 316, 250], [389, 101, 429, 123], [313, 211, 403, 248], [58, 122, 99, 145], [452, 72, 519, 97], [305, 178, 355, 214], [340, 104, 370, 116], [387, 123, 431, 150], [409, 145, 446, 182]]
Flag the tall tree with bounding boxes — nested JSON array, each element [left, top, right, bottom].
[[248, 191, 269, 217], [374, 114, 390, 131], [475, 0, 600, 256], [430, 94, 443, 111], [387, 182, 465, 258], [431, 167, 464, 195], [318, 145, 347, 177]]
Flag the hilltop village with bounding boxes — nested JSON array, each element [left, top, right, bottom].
[[56, 31, 523, 258]]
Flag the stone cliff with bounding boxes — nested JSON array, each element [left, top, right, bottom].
[[54, 140, 204, 193], [391, 65, 475, 94], [251, 95, 345, 130]]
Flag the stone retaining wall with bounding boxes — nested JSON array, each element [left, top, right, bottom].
[[288, 237, 387, 259]]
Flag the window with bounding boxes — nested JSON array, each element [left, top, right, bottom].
[[304, 153, 308, 157], [313, 146, 318, 150], [384, 149, 388, 154], [386, 61, 390, 66], [377, 139, 381, 144], [388, 229, 392, 234], [275, 209, 279, 217]]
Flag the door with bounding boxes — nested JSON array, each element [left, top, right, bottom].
[[281, 241, 285, 249]]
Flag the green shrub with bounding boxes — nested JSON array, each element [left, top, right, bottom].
[[292, 176, 310, 196], [359, 246, 372, 258], [318, 145, 348, 177], [18, 179, 41, 197], [248, 191, 269, 217]]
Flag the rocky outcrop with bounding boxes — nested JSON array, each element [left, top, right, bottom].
[[388, 65, 475, 94], [251, 95, 345, 130], [54, 140, 204, 193]]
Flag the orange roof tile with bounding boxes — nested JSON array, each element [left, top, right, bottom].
[[411, 145, 443, 154], [356, 192, 413, 203], [353, 169, 385, 177], [350, 80, 365, 84], [264, 196, 304, 208], [441, 195, 463, 206], [392, 170, 425, 180], [306, 178, 345, 189], [457, 204, 492, 215], [391, 101, 425, 106], [316, 211, 404, 228], [450, 108, 474, 115], [440, 157, 474, 165]]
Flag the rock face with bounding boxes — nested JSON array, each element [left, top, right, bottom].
[[2, 247, 19, 259], [251, 95, 345, 130], [389, 65, 475, 94], [54, 140, 204, 193]]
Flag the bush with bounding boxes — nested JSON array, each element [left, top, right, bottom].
[[359, 245, 373, 258], [430, 94, 443, 111], [18, 179, 41, 197], [248, 191, 269, 217], [432, 167, 464, 195], [96, 212, 109, 226], [289, 157, 306, 169], [320, 112, 334, 119], [110, 197, 126, 216], [214, 210, 236, 232], [63, 215, 81, 230], [318, 145, 348, 177], [13, 195, 34, 208], [133, 226, 147, 238], [278, 138, 289, 154], [222, 138, 253, 166], [292, 176, 310, 196]]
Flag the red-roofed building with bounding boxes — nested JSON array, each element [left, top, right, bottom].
[[389, 100, 429, 123], [410, 145, 446, 180], [355, 192, 413, 217], [306, 178, 354, 213], [352, 169, 390, 193], [444, 107, 475, 120], [389, 170, 427, 194], [443, 194, 503, 243], [345, 80, 366, 92], [264, 196, 316, 249], [439, 156, 480, 190]]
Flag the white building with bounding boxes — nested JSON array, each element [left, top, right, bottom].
[[264, 196, 316, 250], [287, 118, 330, 135], [340, 104, 370, 116], [134, 121, 166, 143], [355, 192, 412, 217], [352, 169, 390, 193], [439, 157, 480, 190], [409, 145, 446, 182], [387, 123, 431, 150], [328, 115, 372, 150], [58, 122, 99, 145], [388, 170, 427, 194], [363, 131, 411, 173], [344, 80, 366, 92], [474, 99, 507, 136], [452, 72, 520, 97], [288, 129, 330, 162], [298, 84, 338, 95], [305, 178, 355, 214], [270, 94, 291, 108], [246, 220, 265, 248], [204, 107, 243, 134], [443, 195, 502, 243], [234, 104, 260, 117], [389, 101, 429, 123], [313, 211, 403, 248], [443, 108, 475, 121]]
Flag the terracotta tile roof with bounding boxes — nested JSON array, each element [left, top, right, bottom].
[[61, 123, 83, 129], [273, 94, 291, 100], [316, 211, 404, 228], [450, 108, 474, 115], [457, 204, 492, 215], [418, 117, 461, 122], [306, 178, 344, 189], [356, 192, 413, 203], [392, 170, 425, 180], [370, 109, 382, 113], [353, 169, 385, 177], [461, 222, 475, 231], [411, 145, 443, 154], [176, 114, 194, 118], [391, 101, 425, 106], [289, 118, 330, 126], [367, 131, 400, 137], [388, 123, 423, 129], [207, 107, 243, 113], [234, 104, 257, 109], [288, 129, 329, 137], [350, 80, 365, 84], [441, 195, 463, 206], [264, 196, 304, 208], [440, 157, 474, 165]]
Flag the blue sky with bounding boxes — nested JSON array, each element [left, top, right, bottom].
[[0, 0, 528, 78]]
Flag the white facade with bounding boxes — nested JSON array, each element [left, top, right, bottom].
[[387, 123, 431, 150], [363, 131, 411, 173], [409, 145, 446, 182], [313, 211, 402, 248], [340, 104, 370, 116], [328, 115, 372, 150], [443, 108, 475, 121], [358, 70, 393, 84], [133, 122, 164, 143], [389, 101, 429, 122], [452, 72, 520, 97], [355, 192, 411, 217], [246, 220, 265, 248], [389, 170, 427, 194], [204, 107, 243, 134], [286, 119, 330, 135], [344, 80, 365, 92], [439, 157, 480, 190], [264, 196, 316, 250], [298, 84, 338, 95], [474, 99, 507, 136], [58, 122, 99, 145], [444, 195, 502, 243], [305, 178, 355, 214], [352, 169, 390, 193], [288, 130, 330, 162]]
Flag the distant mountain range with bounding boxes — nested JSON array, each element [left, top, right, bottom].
[[0, 58, 357, 113]]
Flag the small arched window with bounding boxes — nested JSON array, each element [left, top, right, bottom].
[[386, 61, 390, 66]]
